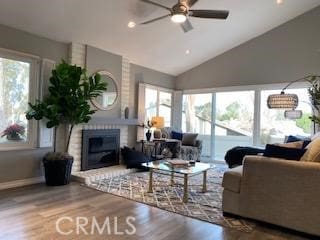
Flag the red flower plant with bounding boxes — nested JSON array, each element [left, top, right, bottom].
[[1, 123, 25, 138]]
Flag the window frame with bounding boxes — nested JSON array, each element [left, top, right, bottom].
[[0, 48, 40, 151]]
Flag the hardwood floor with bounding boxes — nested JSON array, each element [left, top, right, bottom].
[[0, 183, 315, 240]]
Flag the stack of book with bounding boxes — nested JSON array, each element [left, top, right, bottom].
[[166, 159, 189, 167]]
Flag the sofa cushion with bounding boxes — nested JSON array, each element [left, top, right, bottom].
[[182, 133, 198, 146], [222, 166, 243, 193], [171, 131, 183, 141], [263, 144, 306, 160], [301, 137, 320, 163]]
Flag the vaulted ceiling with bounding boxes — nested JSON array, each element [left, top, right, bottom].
[[0, 0, 319, 75]]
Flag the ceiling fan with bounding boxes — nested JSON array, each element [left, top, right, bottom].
[[140, 0, 229, 33]]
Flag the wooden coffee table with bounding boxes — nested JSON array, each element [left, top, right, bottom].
[[142, 160, 211, 203]]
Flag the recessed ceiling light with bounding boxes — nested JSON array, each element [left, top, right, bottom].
[[128, 21, 136, 28], [185, 50, 190, 55], [276, 0, 284, 5]]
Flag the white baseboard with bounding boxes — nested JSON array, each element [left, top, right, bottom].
[[0, 176, 45, 191]]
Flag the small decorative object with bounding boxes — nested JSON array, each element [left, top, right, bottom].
[[139, 119, 154, 142], [153, 129, 161, 139], [146, 130, 152, 141], [189, 159, 196, 165], [1, 123, 25, 141], [124, 107, 129, 119]]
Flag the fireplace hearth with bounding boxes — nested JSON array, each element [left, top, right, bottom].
[[81, 129, 120, 171]]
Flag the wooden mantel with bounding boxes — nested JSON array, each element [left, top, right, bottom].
[[88, 118, 140, 126]]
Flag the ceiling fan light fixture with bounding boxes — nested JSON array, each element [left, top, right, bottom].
[[171, 14, 187, 23], [128, 21, 136, 28]]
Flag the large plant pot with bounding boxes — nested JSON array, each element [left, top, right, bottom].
[[43, 156, 73, 186], [6, 134, 22, 141]]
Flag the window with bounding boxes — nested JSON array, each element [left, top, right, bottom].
[[0, 50, 38, 149], [145, 88, 157, 122], [182, 94, 212, 160], [159, 91, 172, 126], [214, 91, 255, 160], [182, 84, 312, 162], [145, 86, 172, 127]]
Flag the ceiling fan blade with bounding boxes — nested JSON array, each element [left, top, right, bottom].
[[189, 10, 229, 19], [140, 0, 172, 12], [180, 0, 199, 8], [140, 14, 171, 25], [180, 19, 193, 33]]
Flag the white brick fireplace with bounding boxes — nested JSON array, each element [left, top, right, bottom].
[[68, 43, 138, 183]]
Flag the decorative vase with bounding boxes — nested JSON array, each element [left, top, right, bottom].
[[124, 107, 129, 119], [6, 133, 22, 141], [146, 130, 152, 141], [153, 129, 161, 139]]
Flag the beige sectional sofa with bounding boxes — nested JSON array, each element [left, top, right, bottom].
[[222, 155, 320, 236]]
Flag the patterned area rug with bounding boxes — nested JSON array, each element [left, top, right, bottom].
[[86, 167, 255, 233]]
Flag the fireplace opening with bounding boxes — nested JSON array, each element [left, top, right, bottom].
[[81, 129, 120, 171]]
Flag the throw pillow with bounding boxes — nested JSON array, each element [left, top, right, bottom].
[[275, 141, 304, 149], [263, 144, 307, 161], [121, 146, 150, 169], [300, 137, 320, 163], [285, 135, 311, 148], [171, 131, 183, 141], [182, 133, 198, 146]]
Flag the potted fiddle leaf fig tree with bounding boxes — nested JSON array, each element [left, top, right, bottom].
[[26, 60, 107, 186]]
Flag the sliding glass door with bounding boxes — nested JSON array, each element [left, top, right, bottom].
[[181, 86, 312, 163], [213, 91, 255, 160], [182, 94, 212, 160]]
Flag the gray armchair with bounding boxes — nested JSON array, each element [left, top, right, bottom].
[[160, 127, 203, 161]]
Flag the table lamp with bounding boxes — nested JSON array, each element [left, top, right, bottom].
[[151, 116, 165, 139]]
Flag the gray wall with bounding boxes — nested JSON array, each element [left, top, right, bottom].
[[85, 46, 176, 147], [86, 45, 123, 118], [176, 6, 320, 90], [0, 24, 68, 63], [129, 63, 176, 120], [128, 63, 176, 147], [0, 24, 68, 183], [0, 30, 175, 183]]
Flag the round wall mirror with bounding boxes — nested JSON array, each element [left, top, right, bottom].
[[91, 71, 118, 110]]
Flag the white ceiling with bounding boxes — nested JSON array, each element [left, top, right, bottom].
[[0, 0, 319, 76]]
